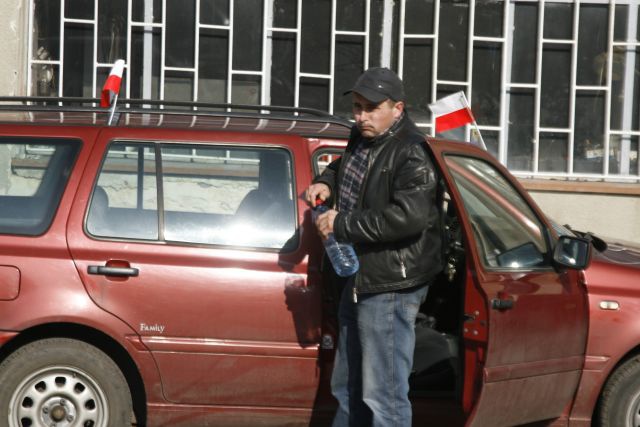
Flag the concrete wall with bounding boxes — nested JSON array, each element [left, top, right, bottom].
[[529, 190, 640, 246], [0, 0, 27, 96]]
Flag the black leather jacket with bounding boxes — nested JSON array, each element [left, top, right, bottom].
[[315, 113, 442, 294]]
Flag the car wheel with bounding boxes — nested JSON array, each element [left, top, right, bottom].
[[0, 338, 133, 427], [599, 355, 640, 427]]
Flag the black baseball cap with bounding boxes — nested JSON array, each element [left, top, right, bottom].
[[344, 67, 405, 103]]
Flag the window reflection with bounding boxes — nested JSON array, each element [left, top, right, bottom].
[[507, 89, 534, 171], [574, 91, 605, 174], [577, 4, 608, 86], [161, 146, 296, 249], [445, 155, 548, 269]]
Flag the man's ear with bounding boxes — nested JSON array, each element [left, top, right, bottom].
[[393, 101, 405, 119]]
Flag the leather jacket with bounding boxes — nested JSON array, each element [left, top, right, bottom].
[[314, 113, 442, 295]]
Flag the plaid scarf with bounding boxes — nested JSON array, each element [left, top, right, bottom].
[[338, 139, 371, 214], [338, 114, 405, 214]]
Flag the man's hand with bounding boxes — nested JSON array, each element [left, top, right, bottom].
[[315, 209, 338, 240], [304, 183, 331, 207]]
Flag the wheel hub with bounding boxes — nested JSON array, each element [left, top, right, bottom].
[[8, 366, 106, 427], [42, 397, 77, 425]]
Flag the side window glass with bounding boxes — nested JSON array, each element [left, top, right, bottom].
[[87, 143, 158, 240], [161, 145, 296, 250], [445, 155, 549, 269], [0, 139, 80, 236], [313, 149, 342, 176]]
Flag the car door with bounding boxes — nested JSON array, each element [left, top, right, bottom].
[[431, 142, 589, 427], [67, 127, 322, 411]]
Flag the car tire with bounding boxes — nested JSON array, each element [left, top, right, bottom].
[[0, 337, 133, 427], [598, 354, 640, 427]]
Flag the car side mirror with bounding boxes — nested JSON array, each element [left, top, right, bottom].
[[553, 235, 592, 270]]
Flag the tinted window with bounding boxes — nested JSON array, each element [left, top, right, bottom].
[[445, 155, 549, 269], [0, 139, 80, 236], [161, 145, 296, 249]]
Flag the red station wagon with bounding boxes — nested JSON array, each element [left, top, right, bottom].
[[0, 98, 639, 427]]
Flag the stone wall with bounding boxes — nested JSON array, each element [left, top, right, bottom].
[[0, 1, 26, 96], [529, 191, 640, 246]]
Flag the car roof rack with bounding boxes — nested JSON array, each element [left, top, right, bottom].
[[0, 96, 352, 138]]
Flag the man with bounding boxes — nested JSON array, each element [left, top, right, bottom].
[[305, 67, 442, 427]]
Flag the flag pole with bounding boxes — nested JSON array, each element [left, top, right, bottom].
[[108, 93, 119, 126], [459, 91, 487, 151], [471, 120, 487, 150]]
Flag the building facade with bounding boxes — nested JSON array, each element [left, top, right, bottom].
[[2, 0, 639, 243]]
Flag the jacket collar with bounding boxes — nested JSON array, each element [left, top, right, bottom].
[[350, 111, 409, 149]]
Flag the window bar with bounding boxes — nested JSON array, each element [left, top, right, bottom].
[[329, 0, 336, 114], [261, 0, 271, 107], [431, 0, 441, 136], [59, 0, 65, 98], [226, 0, 235, 105], [465, 0, 477, 143], [159, 0, 167, 104], [567, 0, 579, 174], [27, 0, 33, 96], [508, 82, 538, 89], [92, 0, 98, 102], [498, 0, 510, 164], [617, 6, 639, 176], [532, 0, 545, 174], [125, 0, 133, 102], [294, 0, 302, 108], [512, 171, 640, 181], [381, 0, 394, 69], [603, 2, 615, 177], [64, 18, 95, 25], [188, 0, 201, 127], [193, 0, 201, 104], [364, 0, 371, 72], [398, 0, 406, 76], [474, 35, 504, 43]]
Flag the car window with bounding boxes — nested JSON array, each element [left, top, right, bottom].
[[87, 143, 159, 240], [0, 138, 80, 236], [313, 149, 342, 176], [87, 142, 296, 250], [445, 155, 549, 269], [161, 145, 296, 249]]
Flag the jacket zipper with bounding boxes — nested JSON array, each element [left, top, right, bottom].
[[397, 248, 407, 279]]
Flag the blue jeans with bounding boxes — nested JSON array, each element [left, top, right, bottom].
[[331, 279, 429, 427]]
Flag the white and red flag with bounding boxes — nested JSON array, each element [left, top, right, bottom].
[[100, 59, 125, 108], [428, 91, 475, 133]]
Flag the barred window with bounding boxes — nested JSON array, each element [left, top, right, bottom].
[[29, 0, 640, 181]]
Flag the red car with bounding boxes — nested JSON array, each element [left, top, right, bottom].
[[0, 98, 637, 427]]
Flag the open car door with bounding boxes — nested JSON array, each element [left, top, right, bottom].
[[431, 140, 589, 426]]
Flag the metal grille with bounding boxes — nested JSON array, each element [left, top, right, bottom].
[[27, 0, 640, 181]]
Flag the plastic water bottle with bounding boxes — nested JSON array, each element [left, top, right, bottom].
[[312, 203, 359, 277]]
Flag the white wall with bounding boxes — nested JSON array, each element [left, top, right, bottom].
[[529, 191, 640, 246], [0, 0, 26, 96]]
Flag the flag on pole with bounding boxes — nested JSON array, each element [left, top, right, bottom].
[[100, 59, 125, 108], [428, 91, 474, 133], [429, 91, 487, 150]]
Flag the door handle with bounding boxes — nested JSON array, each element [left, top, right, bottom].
[[88, 265, 139, 277], [491, 298, 514, 310]]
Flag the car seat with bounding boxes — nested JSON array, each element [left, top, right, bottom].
[[235, 151, 293, 226], [87, 185, 110, 235]]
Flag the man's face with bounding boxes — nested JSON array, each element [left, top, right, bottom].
[[352, 92, 404, 139]]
